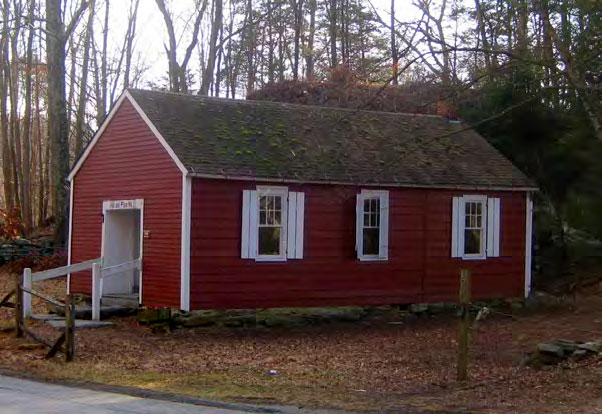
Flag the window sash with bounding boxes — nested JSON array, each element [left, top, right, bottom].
[[461, 197, 487, 259], [357, 190, 389, 261], [256, 187, 288, 260]]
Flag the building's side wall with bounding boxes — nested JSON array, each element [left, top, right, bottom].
[[190, 178, 526, 309], [70, 99, 182, 308]]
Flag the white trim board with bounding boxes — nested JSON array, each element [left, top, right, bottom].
[[180, 175, 192, 311], [524, 192, 534, 298], [66, 178, 75, 294], [68, 90, 187, 182]]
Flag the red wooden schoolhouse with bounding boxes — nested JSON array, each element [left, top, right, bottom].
[[68, 89, 536, 311]]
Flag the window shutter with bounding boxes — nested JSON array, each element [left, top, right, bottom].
[[355, 193, 363, 255], [294, 192, 305, 259], [241, 190, 258, 259], [379, 193, 389, 259], [287, 192, 297, 259], [487, 197, 501, 257], [241, 190, 251, 258], [286, 192, 305, 259], [248, 190, 259, 258], [451, 196, 461, 257]]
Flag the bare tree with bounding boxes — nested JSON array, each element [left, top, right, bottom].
[[46, 0, 88, 243], [155, 0, 208, 93]]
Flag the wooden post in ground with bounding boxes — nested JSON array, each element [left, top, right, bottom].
[[65, 294, 76, 362], [457, 269, 471, 381], [91, 262, 101, 321], [23, 268, 32, 319], [14, 275, 23, 338]]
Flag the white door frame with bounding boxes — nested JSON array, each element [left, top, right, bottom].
[[102, 199, 144, 303]]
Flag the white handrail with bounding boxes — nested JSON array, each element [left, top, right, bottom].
[[100, 259, 141, 279], [32, 258, 102, 282], [24, 257, 140, 322]]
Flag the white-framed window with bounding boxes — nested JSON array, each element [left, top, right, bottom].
[[241, 186, 305, 261], [452, 195, 501, 260], [257, 187, 288, 260], [356, 190, 389, 261]]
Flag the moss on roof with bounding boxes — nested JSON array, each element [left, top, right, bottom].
[[128, 89, 534, 188]]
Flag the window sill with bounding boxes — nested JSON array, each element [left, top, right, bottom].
[[255, 256, 287, 262], [358, 256, 388, 262], [460, 254, 487, 261]]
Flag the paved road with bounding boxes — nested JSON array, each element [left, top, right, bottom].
[[0, 375, 251, 414]]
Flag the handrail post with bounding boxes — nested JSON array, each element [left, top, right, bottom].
[[23, 268, 32, 319], [91, 263, 101, 321], [15, 274, 23, 338], [65, 294, 75, 362]]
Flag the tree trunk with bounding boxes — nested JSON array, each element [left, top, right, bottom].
[[21, 0, 36, 232], [200, 0, 223, 95], [124, 0, 140, 89], [305, 0, 316, 79], [46, 0, 88, 244], [390, 0, 398, 84], [0, 1, 13, 210], [74, 1, 95, 158]]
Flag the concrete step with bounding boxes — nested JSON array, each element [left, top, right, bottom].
[[29, 314, 65, 321], [46, 304, 136, 320], [46, 319, 114, 329], [101, 294, 139, 308]]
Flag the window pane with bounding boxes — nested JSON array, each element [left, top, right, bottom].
[[364, 213, 370, 226], [374, 210, 380, 226], [363, 228, 380, 255], [364, 199, 370, 212], [259, 210, 267, 225], [476, 203, 482, 214], [274, 211, 281, 225], [260, 196, 267, 210], [464, 229, 482, 255], [275, 196, 281, 210], [259, 227, 281, 255]]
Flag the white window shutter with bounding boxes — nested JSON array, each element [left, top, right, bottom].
[[241, 190, 251, 258], [355, 193, 363, 255], [248, 190, 259, 258], [487, 197, 501, 257], [379, 193, 389, 259], [451, 196, 461, 257], [294, 192, 305, 259], [287, 192, 297, 259]]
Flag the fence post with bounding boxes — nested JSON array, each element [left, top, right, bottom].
[[65, 294, 75, 362], [23, 268, 32, 319], [15, 275, 23, 338], [92, 262, 101, 321], [457, 269, 471, 381]]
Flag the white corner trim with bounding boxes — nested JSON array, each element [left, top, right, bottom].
[[524, 192, 534, 298], [68, 90, 188, 182], [66, 178, 75, 294], [180, 174, 192, 311]]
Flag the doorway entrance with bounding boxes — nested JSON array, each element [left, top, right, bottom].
[[101, 199, 143, 298]]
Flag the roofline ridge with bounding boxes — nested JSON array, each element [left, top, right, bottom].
[[126, 87, 454, 121]]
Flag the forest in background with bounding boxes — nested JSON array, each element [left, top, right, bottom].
[[0, 0, 600, 279]]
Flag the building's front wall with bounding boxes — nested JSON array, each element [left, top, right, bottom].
[[70, 100, 183, 308], [190, 178, 527, 309]]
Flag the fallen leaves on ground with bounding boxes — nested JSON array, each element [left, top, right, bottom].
[[0, 268, 600, 413]]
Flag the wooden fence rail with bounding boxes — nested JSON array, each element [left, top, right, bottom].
[[10, 256, 140, 360]]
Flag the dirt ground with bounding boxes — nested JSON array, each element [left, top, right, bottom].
[[0, 269, 600, 414]]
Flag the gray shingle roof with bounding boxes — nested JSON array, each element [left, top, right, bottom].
[[128, 89, 535, 189]]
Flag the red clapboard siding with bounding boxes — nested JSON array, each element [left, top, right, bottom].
[[189, 178, 526, 310], [70, 99, 182, 308]]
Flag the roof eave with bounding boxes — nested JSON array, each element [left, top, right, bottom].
[[187, 171, 538, 192]]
